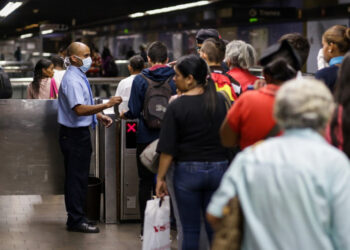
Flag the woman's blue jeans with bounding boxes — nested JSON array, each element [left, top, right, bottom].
[[174, 161, 228, 250]]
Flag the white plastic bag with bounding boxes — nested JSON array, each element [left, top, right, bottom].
[[142, 196, 171, 250]]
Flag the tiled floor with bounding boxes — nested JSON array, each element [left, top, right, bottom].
[[0, 195, 173, 250]]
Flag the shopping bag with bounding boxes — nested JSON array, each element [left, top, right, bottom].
[[142, 196, 171, 250]]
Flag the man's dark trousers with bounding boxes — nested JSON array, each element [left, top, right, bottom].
[[59, 125, 92, 228]]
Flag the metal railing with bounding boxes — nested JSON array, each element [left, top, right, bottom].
[[10, 77, 124, 99]]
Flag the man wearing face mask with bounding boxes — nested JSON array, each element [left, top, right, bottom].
[[58, 42, 122, 233]]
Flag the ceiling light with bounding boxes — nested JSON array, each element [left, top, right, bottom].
[[41, 29, 53, 35], [128, 1, 212, 18], [32, 52, 40, 56], [0, 2, 23, 18], [129, 12, 145, 18], [43, 53, 51, 57], [20, 33, 32, 39]]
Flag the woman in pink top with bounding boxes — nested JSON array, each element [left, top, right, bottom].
[[225, 40, 259, 92], [27, 59, 55, 99]]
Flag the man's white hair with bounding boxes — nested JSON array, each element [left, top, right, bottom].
[[274, 78, 335, 131], [224, 40, 256, 69]]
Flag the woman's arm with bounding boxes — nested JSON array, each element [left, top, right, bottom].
[[156, 153, 173, 198]]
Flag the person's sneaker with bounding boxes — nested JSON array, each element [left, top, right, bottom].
[[67, 222, 100, 233], [85, 219, 98, 226], [139, 234, 143, 241]]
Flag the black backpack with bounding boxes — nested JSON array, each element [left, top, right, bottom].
[[105, 58, 118, 77], [0, 68, 12, 99], [141, 74, 173, 129]]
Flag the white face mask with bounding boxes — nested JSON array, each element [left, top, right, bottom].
[[74, 56, 92, 73]]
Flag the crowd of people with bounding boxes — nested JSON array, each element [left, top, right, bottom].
[[23, 24, 350, 249]]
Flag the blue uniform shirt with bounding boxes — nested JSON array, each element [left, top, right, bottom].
[[58, 66, 94, 128]]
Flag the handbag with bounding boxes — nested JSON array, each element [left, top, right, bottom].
[[211, 196, 244, 250], [140, 139, 159, 174], [50, 78, 58, 99]]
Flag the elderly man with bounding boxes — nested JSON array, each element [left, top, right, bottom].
[[58, 42, 122, 233], [207, 78, 350, 249]]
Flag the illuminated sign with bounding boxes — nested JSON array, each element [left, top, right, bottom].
[[125, 122, 137, 148]]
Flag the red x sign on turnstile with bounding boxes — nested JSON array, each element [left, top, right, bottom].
[[127, 123, 136, 133]]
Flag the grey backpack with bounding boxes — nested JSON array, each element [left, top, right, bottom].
[[141, 74, 172, 129]]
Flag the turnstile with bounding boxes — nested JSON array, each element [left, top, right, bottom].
[[97, 99, 140, 222], [118, 119, 140, 221]]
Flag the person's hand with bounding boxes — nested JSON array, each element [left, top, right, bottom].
[[167, 60, 177, 67], [156, 178, 168, 198], [119, 111, 126, 119], [107, 96, 122, 108], [206, 213, 222, 231], [97, 113, 113, 128], [253, 78, 266, 90]]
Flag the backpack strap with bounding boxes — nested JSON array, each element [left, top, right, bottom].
[[224, 72, 242, 97], [224, 72, 241, 87]]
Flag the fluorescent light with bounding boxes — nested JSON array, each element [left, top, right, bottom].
[[32, 52, 40, 56], [129, 1, 211, 18], [146, 1, 211, 15], [0, 2, 23, 18], [43, 53, 51, 57], [41, 29, 53, 35], [129, 12, 145, 18], [20, 33, 33, 39]]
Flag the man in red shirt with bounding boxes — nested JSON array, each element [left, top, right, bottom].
[[220, 58, 296, 149]]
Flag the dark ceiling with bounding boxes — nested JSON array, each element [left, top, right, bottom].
[[0, 0, 281, 38], [0, 0, 206, 36]]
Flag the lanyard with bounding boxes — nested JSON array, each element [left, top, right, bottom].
[[82, 74, 97, 129], [329, 56, 344, 66]]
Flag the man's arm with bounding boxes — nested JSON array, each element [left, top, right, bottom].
[[73, 96, 122, 116], [220, 117, 239, 147]]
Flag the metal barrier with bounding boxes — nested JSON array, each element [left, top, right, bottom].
[[0, 99, 65, 195], [10, 77, 124, 99], [118, 119, 140, 221]]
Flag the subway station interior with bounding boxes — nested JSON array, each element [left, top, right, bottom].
[[1, 0, 350, 249]]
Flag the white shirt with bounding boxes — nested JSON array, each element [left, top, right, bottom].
[[53, 69, 66, 89], [115, 74, 136, 114]]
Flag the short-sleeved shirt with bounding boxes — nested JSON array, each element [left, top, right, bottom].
[[115, 74, 136, 113], [157, 93, 229, 162], [227, 84, 279, 149], [58, 66, 94, 128]]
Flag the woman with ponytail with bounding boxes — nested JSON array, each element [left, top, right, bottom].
[[315, 25, 350, 92], [156, 54, 230, 249], [27, 58, 55, 99]]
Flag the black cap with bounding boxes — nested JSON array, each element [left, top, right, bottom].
[[196, 29, 220, 44], [259, 40, 302, 71]]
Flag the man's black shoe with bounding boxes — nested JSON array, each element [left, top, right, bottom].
[[86, 219, 98, 226], [67, 223, 100, 233]]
